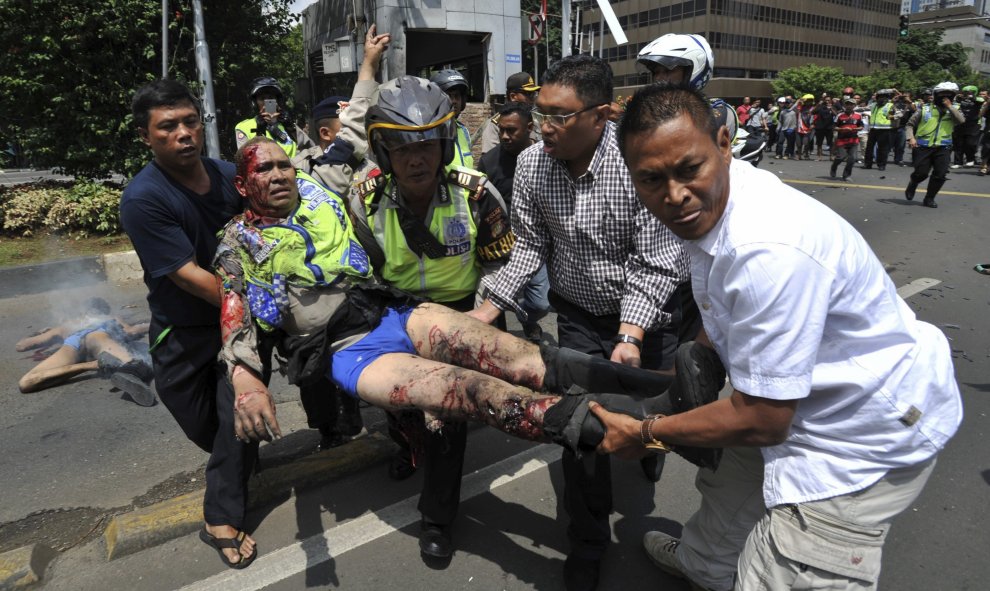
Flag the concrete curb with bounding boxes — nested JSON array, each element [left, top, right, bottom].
[[0, 544, 56, 590], [0, 250, 141, 299], [101, 250, 143, 284], [103, 432, 396, 561]]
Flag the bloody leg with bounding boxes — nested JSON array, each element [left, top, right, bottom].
[[355, 353, 559, 442]]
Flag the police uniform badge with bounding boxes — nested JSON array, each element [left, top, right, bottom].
[[443, 216, 471, 258]]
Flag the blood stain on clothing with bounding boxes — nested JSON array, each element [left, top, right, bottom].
[[221, 291, 244, 343]]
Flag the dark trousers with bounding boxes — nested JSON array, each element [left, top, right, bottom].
[[549, 282, 694, 559], [775, 129, 795, 157], [831, 144, 858, 179], [390, 294, 474, 527], [299, 378, 355, 430], [864, 128, 893, 167], [953, 130, 979, 164], [893, 126, 907, 163], [815, 128, 833, 151], [149, 320, 258, 528], [910, 145, 952, 200]]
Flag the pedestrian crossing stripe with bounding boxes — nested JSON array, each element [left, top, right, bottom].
[[782, 178, 990, 199]]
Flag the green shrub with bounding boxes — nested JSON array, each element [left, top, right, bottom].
[[1, 185, 65, 237], [45, 181, 123, 236], [1, 180, 122, 237]]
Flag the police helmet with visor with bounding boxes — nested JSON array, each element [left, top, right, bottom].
[[636, 33, 714, 91], [366, 76, 457, 175], [429, 69, 469, 94], [932, 81, 959, 102]]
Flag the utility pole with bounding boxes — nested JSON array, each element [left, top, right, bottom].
[[161, 0, 168, 78], [191, 0, 220, 158], [562, 0, 571, 57]]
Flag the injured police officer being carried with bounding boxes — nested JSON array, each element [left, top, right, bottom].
[[212, 134, 724, 468]]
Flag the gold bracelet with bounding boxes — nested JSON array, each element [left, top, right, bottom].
[[640, 414, 673, 453]]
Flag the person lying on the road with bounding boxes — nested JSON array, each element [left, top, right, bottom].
[[17, 297, 155, 405], [214, 137, 725, 472]]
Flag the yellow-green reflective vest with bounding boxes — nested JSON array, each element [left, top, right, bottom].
[[452, 121, 474, 169], [915, 105, 955, 147], [224, 171, 371, 332], [235, 118, 297, 158], [870, 103, 892, 129], [369, 171, 480, 302]]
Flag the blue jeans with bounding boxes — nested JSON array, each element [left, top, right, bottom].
[[517, 264, 550, 326]]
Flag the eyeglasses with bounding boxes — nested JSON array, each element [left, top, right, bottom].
[[531, 104, 606, 128]]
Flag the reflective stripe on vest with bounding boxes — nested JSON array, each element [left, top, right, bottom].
[[453, 122, 474, 169], [870, 103, 892, 129], [235, 119, 298, 158], [916, 105, 954, 147], [371, 174, 479, 302]]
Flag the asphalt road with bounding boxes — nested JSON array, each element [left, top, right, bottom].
[[2, 154, 989, 590]]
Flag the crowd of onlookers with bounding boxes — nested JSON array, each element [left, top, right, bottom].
[[734, 85, 989, 170]]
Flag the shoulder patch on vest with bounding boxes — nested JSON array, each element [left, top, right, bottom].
[[446, 168, 486, 201], [356, 172, 384, 199]]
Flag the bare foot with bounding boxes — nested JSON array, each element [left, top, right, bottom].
[[205, 523, 256, 565]]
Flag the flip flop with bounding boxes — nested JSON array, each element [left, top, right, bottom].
[[975, 264, 990, 275], [199, 527, 257, 569], [110, 372, 156, 407]]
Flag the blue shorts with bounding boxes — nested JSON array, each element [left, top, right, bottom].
[[331, 306, 416, 397], [63, 320, 124, 350]]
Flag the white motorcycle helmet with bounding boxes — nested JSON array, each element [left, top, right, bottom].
[[932, 81, 959, 102], [637, 33, 714, 91]]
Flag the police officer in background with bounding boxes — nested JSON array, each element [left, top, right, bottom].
[[478, 102, 550, 342], [235, 77, 312, 158], [906, 81, 965, 208], [863, 88, 899, 171], [349, 76, 514, 562], [479, 72, 542, 153], [429, 69, 474, 168]]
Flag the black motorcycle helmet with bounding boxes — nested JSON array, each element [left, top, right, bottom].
[[429, 69, 469, 94], [366, 76, 457, 175], [249, 76, 283, 99]]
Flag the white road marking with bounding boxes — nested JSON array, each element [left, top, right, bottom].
[[178, 278, 942, 590], [897, 277, 942, 299], [175, 444, 561, 591]]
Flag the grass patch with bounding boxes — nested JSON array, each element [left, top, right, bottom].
[[0, 233, 133, 268]]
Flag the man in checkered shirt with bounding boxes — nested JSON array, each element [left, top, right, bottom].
[[469, 55, 696, 591]]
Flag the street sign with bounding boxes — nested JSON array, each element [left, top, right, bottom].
[[322, 36, 355, 74], [527, 13, 544, 46]]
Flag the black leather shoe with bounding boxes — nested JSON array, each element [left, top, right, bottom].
[[419, 522, 453, 559], [923, 198, 938, 208], [563, 554, 601, 591], [905, 182, 917, 201]]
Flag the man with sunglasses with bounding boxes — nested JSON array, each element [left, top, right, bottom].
[[469, 55, 689, 591]]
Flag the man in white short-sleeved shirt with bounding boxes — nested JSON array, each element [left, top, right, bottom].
[[589, 85, 963, 591]]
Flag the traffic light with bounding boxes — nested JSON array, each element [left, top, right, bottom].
[[899, 15, 910, 37]]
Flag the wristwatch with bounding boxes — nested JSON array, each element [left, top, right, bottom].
[[615, 333, 643, 349]]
